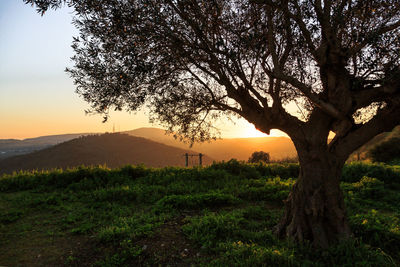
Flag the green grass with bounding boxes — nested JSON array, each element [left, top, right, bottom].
[[0, 162, 399, 266]]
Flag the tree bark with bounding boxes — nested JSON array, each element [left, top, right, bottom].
[[275, 147, 352, 248]]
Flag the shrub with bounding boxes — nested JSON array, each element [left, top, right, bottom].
[[210, 159, 262, 179], [368, 137, 400, 164], [211, 160, 299, 179], [342, 162, 400, 185], [248, 151, 270, 164], [352, 176, 385, 199], [0, 165, 150, 192], [236, 178, 294, 202]]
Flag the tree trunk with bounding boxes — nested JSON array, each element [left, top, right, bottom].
[[275, 148, 352, 248]]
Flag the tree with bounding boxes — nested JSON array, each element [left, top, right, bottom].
[[25, 0, 400, 247], [248, 151, 270, 163]]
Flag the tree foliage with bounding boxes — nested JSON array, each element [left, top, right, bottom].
[[248, 151, 270, 163]]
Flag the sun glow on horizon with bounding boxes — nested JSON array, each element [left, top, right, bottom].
[[240, 124, 287, 138]]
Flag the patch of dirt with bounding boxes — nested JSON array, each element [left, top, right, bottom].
[[58, 236, 104, 267], [0, 229, 98, 267], [132, 216, 204, 266]]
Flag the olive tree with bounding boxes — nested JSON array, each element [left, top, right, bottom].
[[25, 0, 400, 247]]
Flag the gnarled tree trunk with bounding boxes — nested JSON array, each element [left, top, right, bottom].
[[275, 144, 352, 248]]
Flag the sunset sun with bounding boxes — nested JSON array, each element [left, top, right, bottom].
[[243, 125, 269, 138], [240, 124, 287, 138]]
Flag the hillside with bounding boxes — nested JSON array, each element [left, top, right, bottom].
[[0, 133, 212, 174], [0, 133, 90, 159], [126, 128, 297, 161]]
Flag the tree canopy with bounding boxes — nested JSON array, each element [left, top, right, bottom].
[[248, 151, 270, 163]]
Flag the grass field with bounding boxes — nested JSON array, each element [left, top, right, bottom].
[[1, 160, 399, 266]]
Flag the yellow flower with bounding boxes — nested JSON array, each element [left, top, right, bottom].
[[362, 219, 368, 225], [273, 249, 281, 255], [233, 240, 243, 247]]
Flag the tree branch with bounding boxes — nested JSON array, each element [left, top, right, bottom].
[[352, 70, 400, 110], [270, 71, 343, 119], [347, 20, 400, 57], [331, 102, 400, 158], [291, 0, 318, 58], [251, 0, 318, 58]]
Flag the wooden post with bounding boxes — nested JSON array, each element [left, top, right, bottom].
[[185, 153, 189, 167], [199, 153, 203, 166]]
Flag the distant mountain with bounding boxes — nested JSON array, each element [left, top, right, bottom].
[[0, 133, 213, 175], [0, 133, 90, 159], [126, 128, 297, 161]]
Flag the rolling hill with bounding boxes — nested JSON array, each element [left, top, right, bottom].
[[0, 133, 213, 175]]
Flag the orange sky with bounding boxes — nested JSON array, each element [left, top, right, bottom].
[[0, 1, 286, 140]]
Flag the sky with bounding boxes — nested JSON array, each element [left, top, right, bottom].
[[0, 0, 283, 140]]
